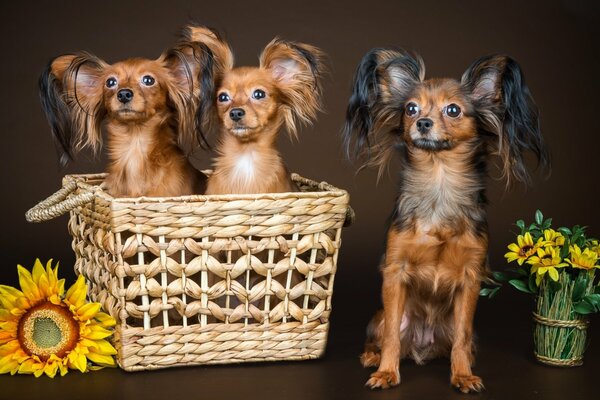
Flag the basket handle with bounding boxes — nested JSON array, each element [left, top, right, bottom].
[[25, 179, 95, 223]]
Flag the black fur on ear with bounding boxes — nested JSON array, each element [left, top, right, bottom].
[[39, 56, 73, 166], [38, 52, 106, 167], [462, 55, 550, 186], [162, 41, 214, 150], [343, 48, 424, 178], [179, 24, 233, 145]]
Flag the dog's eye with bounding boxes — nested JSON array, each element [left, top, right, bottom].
[[141, 75, 155, 86], [252, 89, 266, 100], [406, 102, 419, 116], [218, 92, 230, 102], [445, 104, 461, 118], [106, 78, 118, 88]]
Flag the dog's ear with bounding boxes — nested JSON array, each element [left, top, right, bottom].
[[259, 39, 326, 138], [461, 55, 550, 186], [182, 24, 234, 71], [181, 24, 233, 143], [161, 42, 215, 150], [343, 49, 424, 179], [39, 52, 106, 166]]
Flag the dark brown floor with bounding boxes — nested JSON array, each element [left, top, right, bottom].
[[1, 265, 598, 400]]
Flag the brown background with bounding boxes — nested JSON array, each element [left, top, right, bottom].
[[0, 1, 599, 399]]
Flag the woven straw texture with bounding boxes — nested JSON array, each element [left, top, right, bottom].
[[28, 172, 351, 371]]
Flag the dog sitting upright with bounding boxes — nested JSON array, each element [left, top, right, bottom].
[[184, 25, 326, 195], [39, 42, 213, 197], [344, 50, 549, 393]]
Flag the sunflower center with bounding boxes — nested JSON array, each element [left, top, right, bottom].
[[519, 245, 533, 257], [17, 302, 80, 361], [32, 318, 62, 348]]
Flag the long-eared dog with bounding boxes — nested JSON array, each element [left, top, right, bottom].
[[344, 50, 549, 393], [184, 25, 326, 195], [39, 41, 213, 197]]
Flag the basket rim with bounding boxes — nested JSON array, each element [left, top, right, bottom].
[[63, 171, 349, 204]]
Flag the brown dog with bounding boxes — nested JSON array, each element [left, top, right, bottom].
[[344, 50, 549, 392], [39, 43, 212, 197], [184, 25, 326, 195]]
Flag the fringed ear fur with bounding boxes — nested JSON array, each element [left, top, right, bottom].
[[259, 39, 326, 139], [343, 48, 424, 179], [181, 23, 233, 142], [461, 55, 550, 186], [161, 42, 214, 150], [39, 52, 107, 166]]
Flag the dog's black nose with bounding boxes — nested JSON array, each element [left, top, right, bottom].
[[416, 118, 433, 134], [117, 89, 134, 104], [229, 108, 245, 122]]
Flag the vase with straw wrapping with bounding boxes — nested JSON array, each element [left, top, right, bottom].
[[481, 210, 600, 366]]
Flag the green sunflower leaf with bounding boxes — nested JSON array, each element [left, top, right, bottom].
[[583, 294, 600, 308], [516, 220, 525, 233], [535, 210, 543, 225], [574, 299, 596, 315], [509, 279, 533, 294], [558, 227, 572, 236], [492, 271, 510, 281], [488, 287, 501, 299]]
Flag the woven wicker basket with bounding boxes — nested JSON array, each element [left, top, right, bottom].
[[26, 172, 352, 371]]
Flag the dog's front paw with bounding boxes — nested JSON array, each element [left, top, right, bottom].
[[451, 374, 484, 393], [365, 370, 400, 390]]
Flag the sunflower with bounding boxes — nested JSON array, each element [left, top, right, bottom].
[[588, 240, 600, 258], [541, 229, 565, 248], [0, 259, 116, 377], [527, 247, 569, 285], [567, 244, 599, 271], [505, 232, 542, 265]]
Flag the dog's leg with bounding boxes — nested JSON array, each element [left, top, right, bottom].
[[365, 240, 406, 390], [360, 309, 383, 368], [450, 278, 484, 393]]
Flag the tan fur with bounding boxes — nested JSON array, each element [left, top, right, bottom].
[[194, 38, 326, 195], [362, 81, 487, 393], [49, 49, 209, 197]]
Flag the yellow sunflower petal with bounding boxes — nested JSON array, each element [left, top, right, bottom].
[[507, 243, 521, 252], [82, 325, 113, 341], [65, 275, 87, 309], [0, 285, 29, 311], [87, 351, 116, 367], [31, 259, 45, 286], [17, 265, 43, 304], [91, 339, 117, 356], [17, 358, 36, 374], [77, 303, 102, 322], [67, 350, 84, 372], [0, 358, 20, 375], [58, 362, 69, 376], [57, 279, 66, 298], [43, 362, 59, 378], [548, 268, 559, 281], [95, 312, 116, 328]]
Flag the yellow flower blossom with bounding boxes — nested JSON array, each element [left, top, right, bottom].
[[0, 259, 116, 378], [505, 232, 542, 265], [567, 245, 599, 271], [527, 247, 569, 285], [541, 229, 565, 248]]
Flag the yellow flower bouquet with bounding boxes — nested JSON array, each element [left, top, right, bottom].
[[482, 210, 600, 367]]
